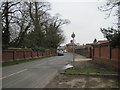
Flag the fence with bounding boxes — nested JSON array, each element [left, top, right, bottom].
[[2, 49, 56, 62], [75, 43, 120, 69]]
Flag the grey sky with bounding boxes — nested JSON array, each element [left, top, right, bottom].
[[48, 0, 117, 45]]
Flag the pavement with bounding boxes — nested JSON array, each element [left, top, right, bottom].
[[46, 54, 119, 88], [46, 74, 119, 88]]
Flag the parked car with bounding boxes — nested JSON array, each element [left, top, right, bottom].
[[57, 49, 64, 56], [64, 49, 67, 53]]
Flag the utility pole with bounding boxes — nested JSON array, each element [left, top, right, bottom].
[[71, 32, 75, 67]]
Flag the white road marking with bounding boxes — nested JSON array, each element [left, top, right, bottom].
[[0, 69, 27, 80]]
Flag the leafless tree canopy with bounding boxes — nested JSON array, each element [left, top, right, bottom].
[[98, 0, 120, 18], [1, 1, 70, 49]]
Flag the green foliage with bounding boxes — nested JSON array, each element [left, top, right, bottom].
[[31, 47, 45, 51], [100, 27, 120, 48], [93, 38, 97, 44], [2, 44, 9, 49], [110, 32, 120, 48], [64, 66, 100, 74]]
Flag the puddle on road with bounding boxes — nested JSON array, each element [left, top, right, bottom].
[[63, 64, 73, 69]]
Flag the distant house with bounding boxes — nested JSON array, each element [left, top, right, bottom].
[[66, 41, 77, 52], [97, 40, 109, 44], [83, 43, 93, 48]]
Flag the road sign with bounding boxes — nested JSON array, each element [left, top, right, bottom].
[[71, 32, 75, 38], [71, 32, 75, 68]]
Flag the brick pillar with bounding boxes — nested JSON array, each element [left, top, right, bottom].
[[108, 46, 111, 59], [99, 46, 101, 58], [38, 51, 40, 57], [31, 51, 33, 58], [13, 51, 16, 60], [92, 47, 94, 60], [118, 48, 120, 69], [37, 51, 39, 57], [41, 52, 43, 56], [118, 48, 120, 59], [24, 51, 26, 59], [48, 51, 50, 55], [45, 51, 46, 56]]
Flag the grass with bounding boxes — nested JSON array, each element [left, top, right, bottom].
[[0, 62, 2, 67], [8, 47, 31, 50], [2, 54, 57, 67], [64, 66, 101, 74]]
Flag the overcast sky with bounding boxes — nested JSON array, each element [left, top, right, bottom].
[[48, 0, 117, 45]]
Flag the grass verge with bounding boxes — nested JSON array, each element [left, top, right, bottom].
[[2, 54, 57, 67], [64, 66, 102, 74]]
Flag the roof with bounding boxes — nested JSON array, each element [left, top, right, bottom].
[[97, 40, 109, 44]]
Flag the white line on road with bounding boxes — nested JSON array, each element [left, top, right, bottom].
[[0, 69, 27, 80]]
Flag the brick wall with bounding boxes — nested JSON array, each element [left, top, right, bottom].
[[2, 49, 56, 62], [2, 51, 14, 62], [94, 47, 99, 58], [93, 43, 120, 69], [75, 47, 92, 58], [75, 43, 120, 69]]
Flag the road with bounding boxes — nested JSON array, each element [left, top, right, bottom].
[[2, 53, 73, 88]]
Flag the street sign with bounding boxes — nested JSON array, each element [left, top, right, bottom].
[[71, 32, 75, 68], [71, 32, 75, 38]]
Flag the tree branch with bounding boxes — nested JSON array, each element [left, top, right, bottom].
[[8, 2, 20, 9]]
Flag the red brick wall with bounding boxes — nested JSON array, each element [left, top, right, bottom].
[[15, 51, 25, 60], [38, 51, 42, 57], [25, 51, 32, 58], [111, 48, 119, 60], [2, 49, 56, 62], [93, 57, 119, 69], [93, 44, 120, 69], [75, 43, 120, 69], [2, 51, 14, 61], [75, 48, 92, 58], [93, 46, 120, 60], [119, 49, 120, 59], [100, 46, 109, 58], [87, 48, 90, 58], [94, 47, 99, 58], [32, 51, 38, 58]]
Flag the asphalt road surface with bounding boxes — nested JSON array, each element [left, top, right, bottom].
[[2, 53, 73, 88]]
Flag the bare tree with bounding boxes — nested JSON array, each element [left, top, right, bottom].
[[98, 0, 120, 18], [1, 1, 20, 48], [1, 1, 70, 49], [44, 14, 70, 48], [10, 2, 32, 47], [26, 2, 51, 48]]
